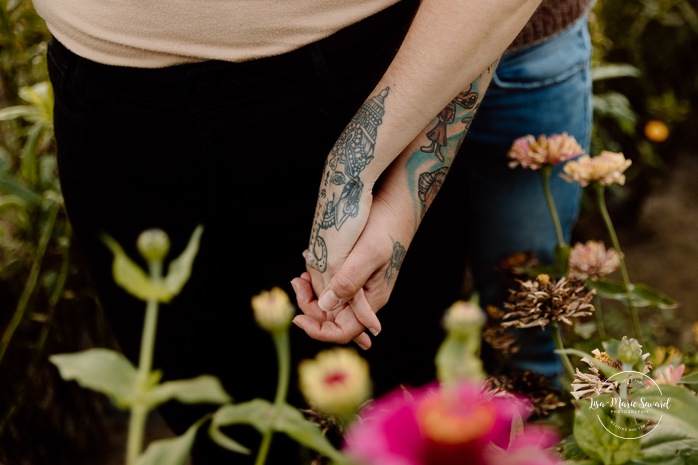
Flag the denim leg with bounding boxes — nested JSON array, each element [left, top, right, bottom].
[[462, 15, 592, 377]]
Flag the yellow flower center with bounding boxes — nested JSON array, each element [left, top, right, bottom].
[[417, 396, 495, 445]]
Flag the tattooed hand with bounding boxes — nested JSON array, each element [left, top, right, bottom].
[[293, 195, 407, 350], [296, 64, 498, 348]]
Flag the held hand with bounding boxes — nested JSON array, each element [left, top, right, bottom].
[[294, 197, 404, 348]]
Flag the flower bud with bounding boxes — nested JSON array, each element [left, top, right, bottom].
[[251, 287, 295, 332], [617, 336, 643, 365], [442, 299, 486, 336], [137, 229, 170, 262]]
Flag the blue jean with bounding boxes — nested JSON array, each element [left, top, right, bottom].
[[360, 14, 593, 393], [464, 14, 593, 377]]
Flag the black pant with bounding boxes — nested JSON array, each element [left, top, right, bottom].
[[45, 1, 475, 463]]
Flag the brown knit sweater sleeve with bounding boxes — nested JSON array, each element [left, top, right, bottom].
[[508, 0, 593, 50]]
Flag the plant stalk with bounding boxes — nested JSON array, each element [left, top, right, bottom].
[[255, 329, 291, 465], [594, 184, 643, 345], [125, 260, 163, 465], [541, 166, 567, 248], [552, 322, 576, 380]]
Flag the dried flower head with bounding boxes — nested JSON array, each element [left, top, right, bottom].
[[482, 305, 520, 355], [561, 150, 632, 187], [484, 371, 566, 418], [502, 276, 596, 329], [508, 132, 585, 170], [251, 287, 295, 332], [299, 347, 371, 418], [568, 240, 621, 280]]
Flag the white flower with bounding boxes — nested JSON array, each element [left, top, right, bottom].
[[299, 348, 372, 417]]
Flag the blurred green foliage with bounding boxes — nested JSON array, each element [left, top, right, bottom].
[[587, 0, 698, 223]]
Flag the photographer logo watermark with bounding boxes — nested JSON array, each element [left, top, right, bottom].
[[588, 370, 671, 439]]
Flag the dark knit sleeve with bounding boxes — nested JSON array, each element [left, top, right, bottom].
[[508, 0, 593, 50]]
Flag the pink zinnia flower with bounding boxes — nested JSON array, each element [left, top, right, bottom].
[[508, 133, 584, 170], [568, 240, 621, 280], [343, 381, 562, 465], [652, 364, 686, 385]]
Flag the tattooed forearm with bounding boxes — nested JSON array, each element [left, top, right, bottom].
[[307, 87, 390, 272], [407, 61, 499, 221], [384, 238, 406, 285]]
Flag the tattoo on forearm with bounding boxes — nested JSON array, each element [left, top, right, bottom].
[[408, 61, 499, 220], [307, 87, 390, 272], [384, 238, 406, 285], [420, 86, 478, 161]]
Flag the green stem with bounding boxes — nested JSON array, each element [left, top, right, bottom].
[[0, 200, 60, 366], [126, 260, 163, 465], [552, 322, 576, 380], [594, 184, 644, 345], [541, 166, 566, 248], [254, 329, 291, 465]]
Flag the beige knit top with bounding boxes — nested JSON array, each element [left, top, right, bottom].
[[32, 0, 592, 68]]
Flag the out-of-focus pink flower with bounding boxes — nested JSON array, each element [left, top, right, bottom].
[[343, 381, 562, 465], [652, 364, 686, 385], [568, 240, 621, 280], [561, 151, 632, 187], [508, 133, 585, 170]]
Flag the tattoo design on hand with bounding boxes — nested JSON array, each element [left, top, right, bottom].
[[384, 238, 406, 285], [307, 88, 390, 272]]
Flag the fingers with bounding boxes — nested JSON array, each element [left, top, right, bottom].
[[291, 274, 374, 350], [348, 289, 381, 336]]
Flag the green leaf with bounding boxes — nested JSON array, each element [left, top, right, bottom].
[[574, 400, 642, 464], [678, 371, 698, 385], [209, 400, 348, 463], [0, 175, 44, 206], [272, 403, 347, 463], [592, 64, 641, 81], [136, 417, 205, 465], [163, 225, 204, 296], [630, 425, 698, 464], [0, 105, 39, 122], [586, 280, 679, 309], [625, 385, 698, 443], [209, 401, 270, 453], [49, 348, 137, 407], [145, 375, 231, 408], [101, 233, 173, 302], [557, 348, 621, 379]]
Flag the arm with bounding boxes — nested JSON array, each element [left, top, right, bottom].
[[302, 0, 541, 344], [295, 63, 498, 348]]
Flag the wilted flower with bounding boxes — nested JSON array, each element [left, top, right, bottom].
[[652, 364, 685, 385], [561, 151, 632, 187], [251, 287, 295, 332], [508, 132, 584, 170], [484, 371, 566, 418], [502, 275, 596, 329], [343, 380, 562, 465], [299, 347, 371, 418], [568, 240, 620, 280], [482, 306, 520, 355]]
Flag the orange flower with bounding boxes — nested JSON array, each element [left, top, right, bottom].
[[644, 120, 669, 143]]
